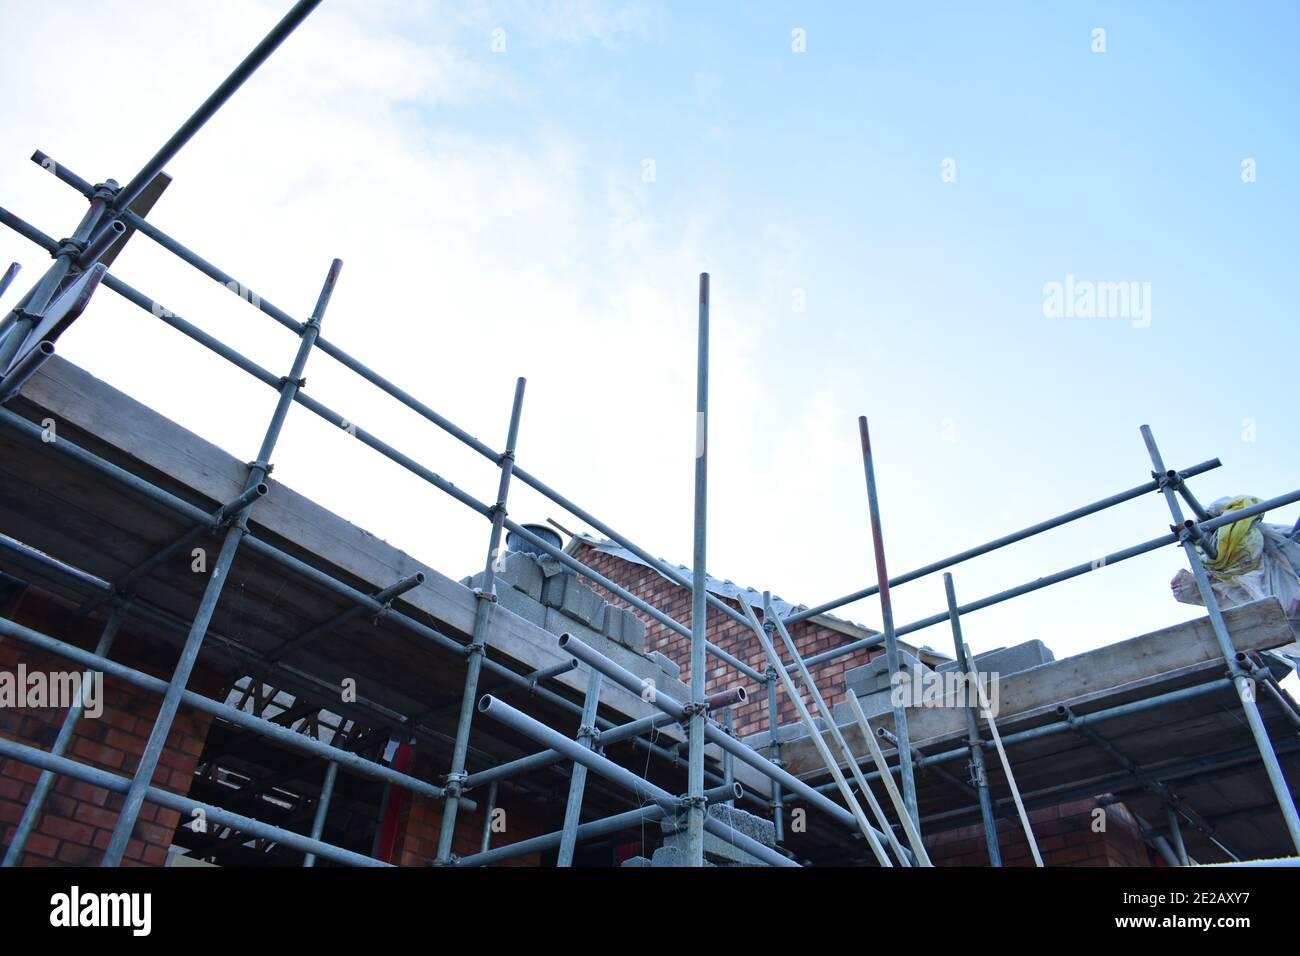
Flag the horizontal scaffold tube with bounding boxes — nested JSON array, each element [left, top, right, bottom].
[[0, 616, 471, 811], [814, 676, 1237, 795], [453, 782, 742, 867], [785, 457, 1222, 625], [558, 632, 889, 845], [462, 711, 679, 790], [12, 153, 772, 677], [0, 409, 733, 802], [0, 735, 384, 868], [477, 695, 797, 868], [794, 484, 1300, 670]]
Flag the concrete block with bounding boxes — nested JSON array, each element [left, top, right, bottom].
[[660, 806, 769, 863], [650, 845, 688, 867], [541, 573, 605, 628], [650, 651, 681, 681], [707, 802, 776, 847], [602, 606, 646, 654], [542, 609, 689, 701], [540, 570, 565, 607], [935, 639, 1055, 677], [844, 650, 926, 696], [459, 551, 543, 600], [502, 551, 544, 600], [565, 583, 604, 628], [495, 584, 547, 629], [538, 556, 566, 578], [620, 608, 646, 653], [620, 856, 653, 868]]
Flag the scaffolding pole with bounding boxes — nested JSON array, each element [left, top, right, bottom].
[[101, 259, 339, 865], [1140, 424, 1300, 853], [435, 376, 526, 863]]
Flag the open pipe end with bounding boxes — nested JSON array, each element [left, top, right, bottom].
[[477, 695, 495, 713], [413, 571, 427, 585], [1055, 705, 1069, 716], [557, 632, 573, 649], [254, 482, 270, 497], [731, 783, 744, 801], [34, 341, 55, 356]]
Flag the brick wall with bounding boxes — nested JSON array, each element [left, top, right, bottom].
[[572, 542, 883, 739], [0, 586, 218, 867], [925, 798, 1158, 867]]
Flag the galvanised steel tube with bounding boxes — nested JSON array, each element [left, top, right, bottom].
[[462, 711, 679, 790], [479, 780, 499, 854], [0, 340, 55, 403], [785, 458, 1222, 625], [737, 595, 894, 866], [0, 534, 456, 760], [1, 608, 124, 867], [0, 311, 747, 802], [1166, 806, 1190, 866], [917, 742, 1285, 859], [858, 415, 917, 828], [0, 616, 464, 808], [0, 262, 18, 299], [266, 571, 425, 663], [454, 783, 742, 868], [765, 664, 785, 841], [13, 169, 769, 682], [1058, 704, 1222, 859], [793, 484, 1300, 672], [102, 259, 340, 865], [435, 376, 526, 863], [0, 191, 110, 373], [0, 204, 61, 255], [76, 220, 126, 269], [477, 695, 798, 867], [0, 735, 385, 868], [77, 482, 270, 617], [761, 592, 912, 865], [559, 632, 875, 839], [943, 572, 1000, 866], [414, 658, 577, 722], [1241, 652, 1300, 729], [36, 152, 772, 665], [302, 761, 338, 868], [111, 0, 324, 218], [25, 157, 769, 665], [0, 402, 723, 782], [686, 272, 710, 867], [1140, 424, 1300, 853], [557, 669, 602, 866], [815, 676, 1236, 793]]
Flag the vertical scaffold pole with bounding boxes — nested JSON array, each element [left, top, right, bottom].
[[435, 377, 527, 863], [942, 572, 1001, 865], [557, 669, 602, 866], [686, 273, 710, 867], [1140, 424, 1300, 852], [101, 259, 340, 865], [858, 415, 918, 828], [765, 657, 785, 841], [303, 761, 338, 867]]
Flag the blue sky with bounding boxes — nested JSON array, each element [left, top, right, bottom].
[[1, 0, 1296, 666]]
